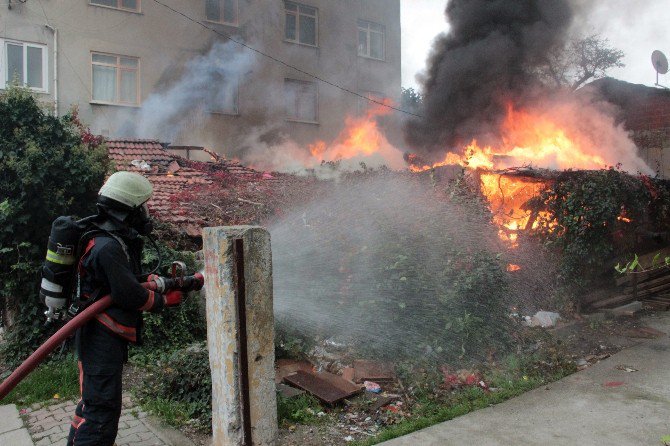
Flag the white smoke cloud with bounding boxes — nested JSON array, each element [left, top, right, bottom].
[[119, 40, 255, 141]]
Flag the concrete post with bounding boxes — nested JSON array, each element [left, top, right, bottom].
[[203, 226, 278, 446]]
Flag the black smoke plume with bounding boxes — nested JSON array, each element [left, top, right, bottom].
[[406, 0, 575, 158]]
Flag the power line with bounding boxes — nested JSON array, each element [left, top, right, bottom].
[[149, 0, 423, 119]]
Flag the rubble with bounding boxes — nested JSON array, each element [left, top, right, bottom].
[[525, 311, 561, 328], [363, 381, 382, 394]]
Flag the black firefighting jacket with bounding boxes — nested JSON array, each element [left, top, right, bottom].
[[79, 224, 164, 343]]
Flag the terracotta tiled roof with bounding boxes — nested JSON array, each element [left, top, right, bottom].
[[106, 139, 215, 235], [105, 139, 289, 238]]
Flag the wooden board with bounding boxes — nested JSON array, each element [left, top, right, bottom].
[[353, 360, 396, 383]]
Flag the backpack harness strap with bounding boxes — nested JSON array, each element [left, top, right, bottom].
[[74, 232, 130, 312]]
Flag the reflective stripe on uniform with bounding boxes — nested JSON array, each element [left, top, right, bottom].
[[46, 249, 76, 265], [40, 278, 63, 293], [139, 290, 155, 312], [94, 312, 137, 343]]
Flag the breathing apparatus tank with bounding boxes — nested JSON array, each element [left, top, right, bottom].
[[40, 216, 91, 323]]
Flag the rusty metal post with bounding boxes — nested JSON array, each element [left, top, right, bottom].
[[203, 226, 278, 445]]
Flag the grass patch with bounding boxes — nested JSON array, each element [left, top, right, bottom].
[[3, 356, 79, 406], [140, 397, 204, 427], [277, 393, 323, 426], [353, 368, 573, 446]]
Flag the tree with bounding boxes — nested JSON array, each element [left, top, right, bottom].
[[536, 34, 625, 90], [0, 87, 109, 363], [401, 87, 423, 115]]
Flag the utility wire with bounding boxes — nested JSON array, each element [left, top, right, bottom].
[[149, 0, 424, 119]]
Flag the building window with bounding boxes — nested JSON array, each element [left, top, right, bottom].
[[358, 91, 386, 114], [209, 75, 239, 115], [90, 0, 140, 12], [285, 1, 318, 47], [358, 20, 385, 60], [205, 0, 238, 25], [2, 40, 48, 92], [285, 79, 317, 122], [91, 52, 139, 105]]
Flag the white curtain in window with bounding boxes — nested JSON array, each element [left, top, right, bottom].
[[6, 43, 23, 85], [92, 65, 116, 102]]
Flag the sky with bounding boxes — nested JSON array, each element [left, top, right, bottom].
[[401, 0, 670, 91]]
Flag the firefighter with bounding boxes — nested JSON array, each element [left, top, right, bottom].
[[67, 171, 182, 446]]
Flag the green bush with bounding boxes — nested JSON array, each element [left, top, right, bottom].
[[136, 342, 212, 431], [139, 238, 205, 351], [535, 169, 670, 288], [0, 87, 109, 365]]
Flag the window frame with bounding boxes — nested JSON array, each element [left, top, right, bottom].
[[284, 1, 319, 48], [284, 78, 319, 124], [357, 19, 385, 61], [1, 39, 49, 93], [208, 75, 240, 116], [204, 0, 239, 27], [90, 51, 141, 107], [89, 0, 141, 13]]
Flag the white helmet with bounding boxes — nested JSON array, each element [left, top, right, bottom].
[[99, 171, 153, 208]]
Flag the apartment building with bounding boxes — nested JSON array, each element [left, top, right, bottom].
[[1, 0, 401, 158]]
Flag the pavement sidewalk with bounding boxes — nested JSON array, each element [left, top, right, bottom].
[[381, 311, 670, 446], [0, 393, 195, 446]]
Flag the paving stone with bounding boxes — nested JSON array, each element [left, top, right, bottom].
[[116, 433, 141, 444], [119, 413, 135, 422], [31, 409, 52, 421], [50, 430, 69, 442], [23, 396, 176, 446], [34, 416, 62, 432], [53, 411, 71, 422], [33, 424, 64, 440], [139, 430, 158, 440], [35, 436, 52, 446], [134, 439, 166, 446]]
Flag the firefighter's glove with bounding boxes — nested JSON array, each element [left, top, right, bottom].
[[163, 290, 183, 307]]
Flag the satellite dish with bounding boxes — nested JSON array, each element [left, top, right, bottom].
[[652, 50, 669, 75]]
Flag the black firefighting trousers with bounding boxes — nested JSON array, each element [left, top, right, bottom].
[[67, 321, 127, 446]]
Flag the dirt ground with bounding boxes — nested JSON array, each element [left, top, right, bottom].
[[157, 309, 666, 446]]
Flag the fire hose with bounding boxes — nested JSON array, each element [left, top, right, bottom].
[[0, 267, 204, 401]]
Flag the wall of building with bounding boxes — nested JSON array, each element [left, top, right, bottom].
[[1, 0, 401, 161]]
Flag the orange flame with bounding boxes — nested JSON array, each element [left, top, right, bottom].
[[308, 98, 402, 166], [409, 105, 620, 174], [403, 104, 636, 246], [479, 173, 554, 247]]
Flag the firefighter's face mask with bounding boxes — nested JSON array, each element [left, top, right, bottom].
[[129, 203, 154, 236]]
